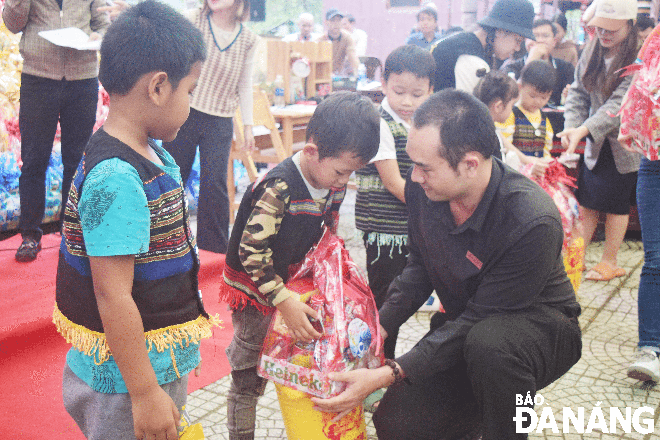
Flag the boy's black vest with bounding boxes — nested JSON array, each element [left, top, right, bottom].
[[54, 129, 214, 364], [221, 157, 344, 312], [355, 106, 411, 236], [512, 106, 547, 158]]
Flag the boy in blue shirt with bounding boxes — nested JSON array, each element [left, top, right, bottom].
[[53, 2, 217, 439]]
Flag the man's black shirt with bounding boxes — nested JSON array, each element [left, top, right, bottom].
[[378, 159, 580, 382]]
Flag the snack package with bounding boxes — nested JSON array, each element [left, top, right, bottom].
[[618, 24, 660, 161], [521, 159, 585, 292], [257, 227, 384, 399]]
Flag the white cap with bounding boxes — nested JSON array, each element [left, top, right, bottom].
[[587, 0, 638, 31]]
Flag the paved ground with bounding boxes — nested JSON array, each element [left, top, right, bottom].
[[187, 188, 659, 439]]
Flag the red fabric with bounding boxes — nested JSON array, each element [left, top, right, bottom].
[[0, 234, 232, 439], [219, 264, 274, 314]]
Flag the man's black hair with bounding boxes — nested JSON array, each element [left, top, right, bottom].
[[383, 45, 436, 83], [306, 91, 379, 162], [637, 14, 655, 31], [552, 12, 568, 32], [99, 0, 206, 95], [412, 89, 497, 169], [520, 60, 556, 93], [417, 6, 438, 22], [533, 18, 557, 36]]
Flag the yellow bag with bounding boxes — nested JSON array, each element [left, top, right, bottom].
[[178, 406, 205, 440], [275, 383, 366, 440], [563, 237, 585, 295], [179, 424, 205, 440]]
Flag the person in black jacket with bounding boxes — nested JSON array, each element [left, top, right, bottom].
[[312, 90, 582, 440], [431, 0, 534, 94]]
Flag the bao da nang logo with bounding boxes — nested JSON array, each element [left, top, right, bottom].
[[514, 393, 656, 434]]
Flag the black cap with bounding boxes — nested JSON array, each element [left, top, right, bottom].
[[478, 0, 536, 40], [326, 8, 344, 20]]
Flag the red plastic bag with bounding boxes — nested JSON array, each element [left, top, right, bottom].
[[520, 160, 585, 292], [257, 226, 384, 398]]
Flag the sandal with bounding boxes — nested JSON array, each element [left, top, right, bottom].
[[585, 262, 626, 281]]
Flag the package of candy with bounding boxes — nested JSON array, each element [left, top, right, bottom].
[[257, 226, 383, 399]]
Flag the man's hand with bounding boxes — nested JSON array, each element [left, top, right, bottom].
[[132, 386, 180, 440], [97, 0, 129, 20], [276, 296, 322, 342], [311, 367, 392, 421], [526, 43, 550, 62], [557, 125, 589, 154], [88, 32, 102, 41]]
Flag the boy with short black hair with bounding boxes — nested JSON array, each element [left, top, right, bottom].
[[220, 91, 380, 440], [405, 6, 442, 50], [355, 45, 435, 359], [54, 2, 216, 439], [499, 59, 556, 158]]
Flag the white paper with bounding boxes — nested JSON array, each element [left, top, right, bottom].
[[38, 28, 101, 51]]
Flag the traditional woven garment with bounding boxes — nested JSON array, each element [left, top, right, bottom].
[[54, 130, 216, 376], [355, 106, 411, 251], [512, 106, 547, 158], [221, 157, 344, 313]]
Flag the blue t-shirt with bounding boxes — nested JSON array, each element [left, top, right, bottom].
[[66, 145, 201, 393]]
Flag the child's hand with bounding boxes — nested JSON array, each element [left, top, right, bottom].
[[379, 325, 388, 340], [529, 157, 552, 178], [276, 296, 322, 342], [194, 360, 202, 377], [132, 386, 180, 440]]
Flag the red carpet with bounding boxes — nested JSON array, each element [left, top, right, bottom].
[[0, 234, 232, 439]]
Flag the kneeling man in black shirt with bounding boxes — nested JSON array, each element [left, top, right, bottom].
[[312, 89, 582, 440]]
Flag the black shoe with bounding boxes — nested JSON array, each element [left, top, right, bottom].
[[15, 237, 42, 262]]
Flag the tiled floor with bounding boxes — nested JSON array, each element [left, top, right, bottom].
[[187, 189, 659, 439]]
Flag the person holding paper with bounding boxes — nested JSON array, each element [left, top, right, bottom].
[[3, 0, 110, 262]]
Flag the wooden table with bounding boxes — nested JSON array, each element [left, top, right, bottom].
[[270, 105, 317, 156]]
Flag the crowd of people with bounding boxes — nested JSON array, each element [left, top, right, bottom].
[[2, 0, 659, 438]]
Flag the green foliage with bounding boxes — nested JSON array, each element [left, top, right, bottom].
[[245, 0, 323, 36]]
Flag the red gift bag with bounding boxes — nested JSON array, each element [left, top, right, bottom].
[[257, 226, 384, 398]]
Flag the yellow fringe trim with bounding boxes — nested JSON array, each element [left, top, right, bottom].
[[52, 306, 222, 366]]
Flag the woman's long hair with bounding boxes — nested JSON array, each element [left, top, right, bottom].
[[582, 20, 638, 98], [480, 25, 500, 69]]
